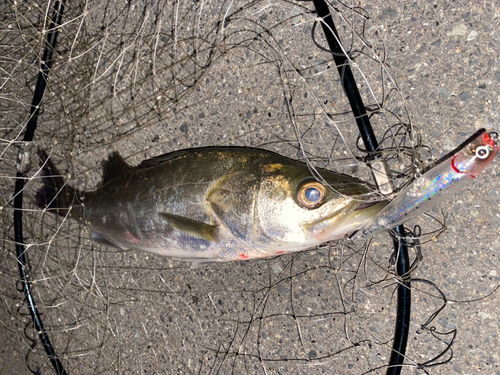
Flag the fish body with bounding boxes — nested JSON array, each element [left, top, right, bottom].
[[37, 147, 379, 268], [355, 129, 499, 238]]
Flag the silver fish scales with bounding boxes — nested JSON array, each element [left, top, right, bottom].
[[37, 147, 381, 268]]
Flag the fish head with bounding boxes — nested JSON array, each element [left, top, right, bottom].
[[452, 130, 499, 177], [254, 163, 371, 252]]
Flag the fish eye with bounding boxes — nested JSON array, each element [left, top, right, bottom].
[[305, 187, 321, 202], [297, 181, 327, 209], [475, 145, 490, 159]]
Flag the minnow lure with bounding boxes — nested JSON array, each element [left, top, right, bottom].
[[355, 128, 499, 238]]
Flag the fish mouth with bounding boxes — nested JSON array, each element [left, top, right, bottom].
[[304, 209, 345, 229], [304, 200, 387, 239], [303, 201, 359, 231], [305, 198, 377, 228]]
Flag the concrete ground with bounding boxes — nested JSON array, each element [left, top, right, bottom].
[[1, 0, 499, 374]]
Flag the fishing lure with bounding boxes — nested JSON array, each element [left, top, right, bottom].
[[355, 128, 499, 238]]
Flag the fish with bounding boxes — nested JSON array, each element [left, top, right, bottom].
[[36, 147, 382, 268], [354, 128, 499, 239]]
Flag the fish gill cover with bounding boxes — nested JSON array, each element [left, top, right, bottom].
[[0, 0, 499, 374]]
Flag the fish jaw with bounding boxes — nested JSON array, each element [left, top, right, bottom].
[[321, 200, 389, 240]]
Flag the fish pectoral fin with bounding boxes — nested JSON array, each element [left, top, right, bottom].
[[92, 231, 120, 248], [189, 260, 217, 269], [160, 212, 218, 242], [171, 257, 219, 269], [206, 171, 258, 241]]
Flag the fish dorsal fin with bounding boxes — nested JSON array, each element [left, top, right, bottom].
[[138, 149, 191, 169], [102, 152, 130, 184], [137, 146, 258, 169], [160, 212, 219, 242]]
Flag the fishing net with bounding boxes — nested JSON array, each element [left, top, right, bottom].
[[1, 0, 499, 374]]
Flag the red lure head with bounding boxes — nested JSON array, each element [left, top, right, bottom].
[[451, 130, 499, 176]]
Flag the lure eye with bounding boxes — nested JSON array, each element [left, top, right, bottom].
[[475, 145, 490, 159], [297, 182, 327, 209]]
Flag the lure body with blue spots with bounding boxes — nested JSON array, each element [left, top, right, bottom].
[[356, 129, 499, 238]]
